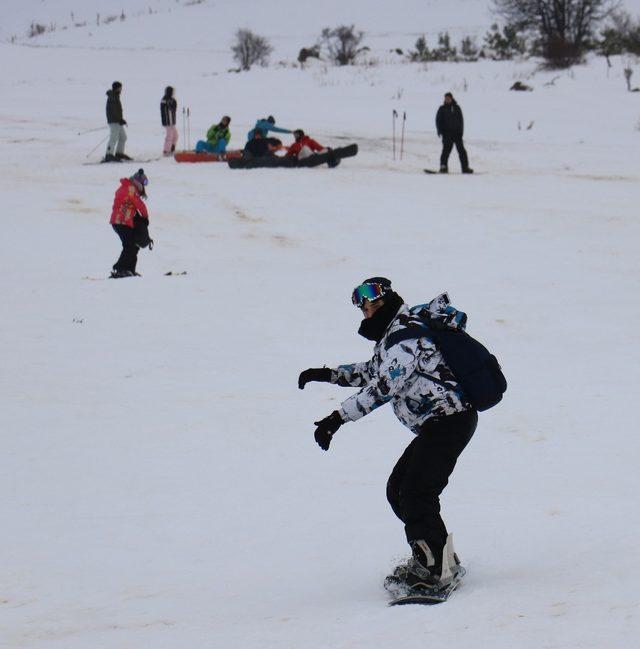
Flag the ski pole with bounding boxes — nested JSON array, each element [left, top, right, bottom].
[[77, 125, 107, 136], [85, 134, 109, 158], [187, 107, 191, 150], [400, 111, 406, 160], [182, 107, 186, 151], [392, 109, 397, 160]]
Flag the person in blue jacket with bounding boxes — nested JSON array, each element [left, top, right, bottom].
[[247, 115, 291, 141]]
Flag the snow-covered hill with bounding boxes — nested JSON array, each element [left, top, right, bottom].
[[1, 1, 640, 648]]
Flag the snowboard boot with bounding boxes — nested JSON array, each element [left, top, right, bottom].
[[115, 152, 133, 161], [110, 269, 136, 278], [439, 165, 448, 174], [406, 535, 464, 592]]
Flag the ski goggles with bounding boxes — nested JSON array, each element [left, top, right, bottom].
[[351, 282, 386, 307]]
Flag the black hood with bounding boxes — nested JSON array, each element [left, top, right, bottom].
[[358, 292, 404, 342]]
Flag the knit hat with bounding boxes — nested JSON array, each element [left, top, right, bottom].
[[130, 168, 148, 194]]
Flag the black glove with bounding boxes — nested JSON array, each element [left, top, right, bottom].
[[121, 120, 127, 126], [148, 238, 154, 251], [313, 410, 344, 451], [298, 367, 332, 390]]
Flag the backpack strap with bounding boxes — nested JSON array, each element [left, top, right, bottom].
[[384, 323, 431, 350]]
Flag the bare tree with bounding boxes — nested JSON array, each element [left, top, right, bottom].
[[231, 29, 273, 71], [321, 25, 367, 65], [493, 0, 617, 65]]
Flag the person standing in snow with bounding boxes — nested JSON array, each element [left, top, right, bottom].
[[109, 169, 152, 278], [298, 278, 478, 592], [160, 86, 178, 156], [435, 92, 472, 174], [104, 81, 131, 163], [246, 115, 291, 141], [195, 116, 231, 154]]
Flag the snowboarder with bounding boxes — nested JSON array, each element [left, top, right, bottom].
[[298, 278, 478, 595], [286, 129, 326, 159], [246, 115, 291, 141], [242, 129, 283, 158], [195, 116, 231, 154], [286, 129, 340, 167], [109, 169, 152, 278], [160, 86, 178, 156], [435, 92, 472, 174], [104, 81, 131, 163]]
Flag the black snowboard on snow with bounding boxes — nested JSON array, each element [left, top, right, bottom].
[[385, 566, 466, 606], [228, 144, 358, 169]]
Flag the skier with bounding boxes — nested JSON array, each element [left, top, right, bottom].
[[109, 169, 152, 278], [160, 86, 178, 156], [247, 115, 291, 141], [104, 81, 131, 163], [195, 116, 231, 154], [298, 278, 478, 595], [435, 92, 472, 174]]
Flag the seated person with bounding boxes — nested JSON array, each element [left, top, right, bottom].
[[195, 115, 231, 153], [243, 130, 284, 158], [286, 129, 326, 159]]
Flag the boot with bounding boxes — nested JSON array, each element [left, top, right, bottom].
[[439, 165, 448, 174], [462, 167, 474, 174], [102, 154, 121, 163], [115, 152, 133, 161], [110, 269, 135, 278]]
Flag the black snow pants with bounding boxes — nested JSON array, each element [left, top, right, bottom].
[[386, 409, 478, 566], [112, 224, 138, 273], [440, 132, 470, 171]]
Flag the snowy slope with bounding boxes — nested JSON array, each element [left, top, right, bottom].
[[2, 1, 640, 648]]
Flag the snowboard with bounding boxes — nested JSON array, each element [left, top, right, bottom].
[[388, 574, 464, 606], [228, 143, 358, 169], [385, 565, 466, 606], [174, 150, 242, 163], [423, 169, 476, 175]]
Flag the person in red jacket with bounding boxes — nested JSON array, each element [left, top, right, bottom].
[[109, 169, 152, 278], [286, 129, 326, 159]]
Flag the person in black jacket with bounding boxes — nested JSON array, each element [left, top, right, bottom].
[[160, 86, 178, 156], [104, 81, 131, 163], [242, 129, 283, 158], [435, 92, 472, 174]]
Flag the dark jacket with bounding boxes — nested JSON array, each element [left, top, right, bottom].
[[436, 101, 464, 136], [243, 138, 271, 158], [106, 90, 124, 125], [160, 96, 177, 126]]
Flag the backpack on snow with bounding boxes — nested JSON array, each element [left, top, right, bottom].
[[385, 310, 507, 412]]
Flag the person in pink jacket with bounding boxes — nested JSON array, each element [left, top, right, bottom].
[[109, 169, 152, 278]]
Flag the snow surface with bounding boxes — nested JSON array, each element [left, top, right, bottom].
[[1, 1, 640, 648]]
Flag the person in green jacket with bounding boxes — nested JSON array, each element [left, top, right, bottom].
[[195, 116, 231, 153]]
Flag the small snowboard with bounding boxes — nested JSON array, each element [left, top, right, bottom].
[[385, 563, 466, 606], [423, 169, 476, 175], [388, 574, 464, 606]]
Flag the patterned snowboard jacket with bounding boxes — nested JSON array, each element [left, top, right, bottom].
[[333, 294, 471, 433]]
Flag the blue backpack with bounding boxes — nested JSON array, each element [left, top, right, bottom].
[[386, 309, 507, 412]]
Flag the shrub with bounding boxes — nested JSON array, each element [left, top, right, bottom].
[[231, 29, 273, 71], [483, 23, 528, 59], [320, 25, 367, 65]]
